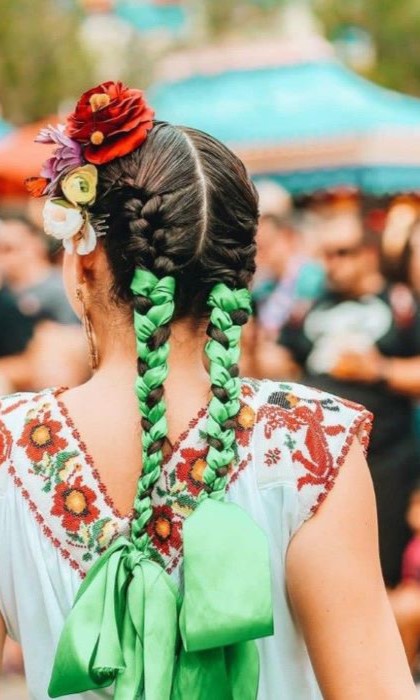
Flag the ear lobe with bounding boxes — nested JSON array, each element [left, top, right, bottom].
[[75, 245, 101, 284]]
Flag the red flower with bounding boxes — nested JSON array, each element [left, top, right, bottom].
[[0, 422, 12, 466], [66, 81, 155, 164], [51, 476, 100, 532], [147, 505, 182, 556], [177, 447, 208, 496], [18, 413, 67, 462], [235, 404, 256, 447]]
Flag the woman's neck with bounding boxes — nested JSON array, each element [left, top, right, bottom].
[[87, 316, 210, 405]]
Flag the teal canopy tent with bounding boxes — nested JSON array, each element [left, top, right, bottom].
[[150, 52, 420, 195], [0, 119, 13, 140], [115, 0, 187, 35]]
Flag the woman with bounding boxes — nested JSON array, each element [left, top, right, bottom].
[[0, 82, 416, 699]]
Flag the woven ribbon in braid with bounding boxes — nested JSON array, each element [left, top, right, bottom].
[[173, 283, 274, 699], [49, 269, 180, 700], [48, 277, 273, 700]]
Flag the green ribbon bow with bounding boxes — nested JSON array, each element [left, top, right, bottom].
[[48, 503, 273, 699], [48, 536, 180, 699]]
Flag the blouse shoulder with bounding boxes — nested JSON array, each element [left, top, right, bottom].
[[247, 379, 373, 531], [0, 389, 53, 493]]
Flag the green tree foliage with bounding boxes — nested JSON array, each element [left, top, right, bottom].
[[196, 0, 285, 39], [0, 0, 94, 124], [315, 0, 420, 96]]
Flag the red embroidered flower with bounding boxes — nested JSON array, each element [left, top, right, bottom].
[[18, 413, 67, 462], [51, 476, 100, 532], [66, 81, 155, 165], [147, 505, 182, 556], [241, 384, 254, 399], [177, 447, 208, 496], [0, 422, 12, 466], [235, 404, 256, 447]]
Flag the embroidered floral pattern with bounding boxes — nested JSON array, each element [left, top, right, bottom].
[[264, 447, 281, 467], [176, 447, 208, 496], [51, 476, 100, 532], [1, 379, 372, 578], [235, 404, 256, 447], [5, 386, 255, 575], [147, 505, 182, 556], [0, 421, 12, 466], [256, 382, 372, 517], [18, 410, 67, 462], [13, 397, 121, 566]]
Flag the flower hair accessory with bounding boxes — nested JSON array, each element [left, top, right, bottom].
[[26, 81, 155, 255]]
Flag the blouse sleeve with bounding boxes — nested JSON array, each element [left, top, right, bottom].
[[252, 380, 373, 536]]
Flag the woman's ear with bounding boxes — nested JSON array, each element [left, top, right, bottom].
[[75, 246, 102, 285]]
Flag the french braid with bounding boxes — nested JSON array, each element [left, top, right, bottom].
[[129, 268, 175, 553], [90, 121, 258, 535], [201, 283, 252, 501]]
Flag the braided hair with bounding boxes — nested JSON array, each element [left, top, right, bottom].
[[90, 121, 258, 547]]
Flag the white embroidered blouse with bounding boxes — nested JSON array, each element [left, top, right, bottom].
[[0, 379, 372, 700]]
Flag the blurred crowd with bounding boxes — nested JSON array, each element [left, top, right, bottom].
[[242, 182, 420, 672], [4, 184, 420, 674]]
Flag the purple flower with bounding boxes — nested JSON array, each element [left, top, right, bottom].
[[36, 124, 84, 195]]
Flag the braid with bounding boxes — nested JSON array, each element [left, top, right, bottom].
[[201, 283, 252, 501], [125, 193, 177, 277], [130, 268, 175, 553]]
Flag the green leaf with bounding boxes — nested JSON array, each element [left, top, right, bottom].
[[91, 517, 111, 540]]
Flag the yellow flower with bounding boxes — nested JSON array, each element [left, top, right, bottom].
[[61, 165, 98, 206]]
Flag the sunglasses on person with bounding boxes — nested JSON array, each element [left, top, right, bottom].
[[322, 244, 363, 260]]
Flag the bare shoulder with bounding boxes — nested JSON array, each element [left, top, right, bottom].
[[286, 441, 417, 699]]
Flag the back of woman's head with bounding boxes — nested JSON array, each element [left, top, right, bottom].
[[91, 122, 258, 317]]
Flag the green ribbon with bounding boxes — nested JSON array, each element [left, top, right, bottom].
[[48, 503, 273, 699], [48, 276, 274, 699], [173, 499, 273, 699], [48, 537, 180, 699]]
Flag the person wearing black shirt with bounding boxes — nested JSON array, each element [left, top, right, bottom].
[[0, 286, 34, 357], [279, 213, 420, 587]]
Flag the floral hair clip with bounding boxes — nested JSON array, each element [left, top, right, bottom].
[[26, 81, 155, 255]]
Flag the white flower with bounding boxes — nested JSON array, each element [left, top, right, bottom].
[[62, 221, 97, 256], [43, 199, 83, 241], [42, 198, 98, 255]]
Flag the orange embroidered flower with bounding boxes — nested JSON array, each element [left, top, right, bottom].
[[235, 404, 255, 447], [51, 476, 100, 532], [66, 81, 154, 165], [18, 413, 67, 462], [177, 447, 208, 496], [147, 505, 181, 556]]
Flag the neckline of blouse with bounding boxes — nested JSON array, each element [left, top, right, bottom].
[[51, 386, 210, 522]]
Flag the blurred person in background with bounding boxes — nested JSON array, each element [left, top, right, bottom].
[[0, 216, 89, 393], [253, 181, 324, 339], [0, 215, 78, 325], [249, 182, 324, 381], [278, 211, 420, 587], [0, 286, 35, 393], [389, 480, 420, 669]]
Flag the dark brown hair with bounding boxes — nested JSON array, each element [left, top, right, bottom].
[[91, 121, 258, 317]]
